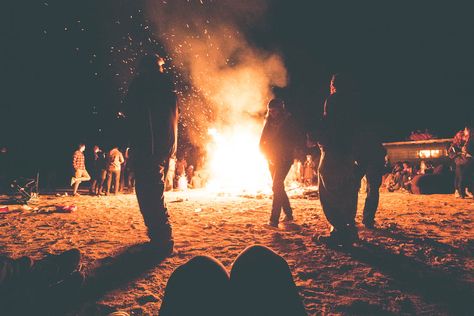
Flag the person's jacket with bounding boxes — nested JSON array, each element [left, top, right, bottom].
[[318, 92, 360, 154], [107, 148, 125, 171], [126, 70, 178, 163], [259, 112, 300, 164]]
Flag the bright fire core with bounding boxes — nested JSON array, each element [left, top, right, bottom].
[[205, 127, 272, 193]]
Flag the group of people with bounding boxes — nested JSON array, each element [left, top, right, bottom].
[[381, 126, 474, 198], [259, 74, 386, 244], [6, 53, 469, 314], [70, 144, 134, 196]]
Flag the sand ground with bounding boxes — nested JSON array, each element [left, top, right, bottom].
[[1, 189, 473, 315]]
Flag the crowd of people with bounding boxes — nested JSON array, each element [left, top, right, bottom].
[[380, 126, 474, 197], [2, 53, 473, 315], [70, 143, 133, 196]]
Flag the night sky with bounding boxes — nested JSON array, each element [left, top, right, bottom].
[[2, 0, 473, 178]]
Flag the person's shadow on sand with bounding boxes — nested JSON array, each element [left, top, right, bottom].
[[61, 243, 169, 315], [333, 237, 474, 315]]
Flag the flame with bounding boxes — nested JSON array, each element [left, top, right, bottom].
[[204, 126, 272, 193]]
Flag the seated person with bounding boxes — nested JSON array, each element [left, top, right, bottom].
[[411, 163, 454, 194]]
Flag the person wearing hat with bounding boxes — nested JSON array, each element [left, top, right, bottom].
[[259, 98, 300, 227], [125, 54, 178, 255]]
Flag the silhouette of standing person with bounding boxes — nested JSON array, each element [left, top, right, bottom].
[[126, 54, 178, 255], [354, 129, 386, 228], [316, 74, 360, 246], [259, 98, 299, 227]]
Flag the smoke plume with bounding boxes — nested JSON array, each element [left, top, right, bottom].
[[146, 0, 287, 144]]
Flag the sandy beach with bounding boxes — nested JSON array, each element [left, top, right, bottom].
[[1, 189, 473, 315]]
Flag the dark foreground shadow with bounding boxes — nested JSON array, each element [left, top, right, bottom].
[[340, 240, 474, 315], [42, 243, 168, 315], [371, 226, 473, 257]]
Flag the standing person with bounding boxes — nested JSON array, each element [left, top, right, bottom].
[[259, 98, 299, 228], [126, 54, 178, 254], [0, 146, 11, 193], [175, 156, 187, 189], [124, 147, 136, 193], [303, 155, 315, 186], [354, 130, 387, 228], [89, 145, 103, 195], [71, 143, 91, 196], [316, 73, 360, 246], [106, 145, 124, 195], [449, 127, 474, 198]]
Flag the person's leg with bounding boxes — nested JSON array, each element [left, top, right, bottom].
[[317, 149, 358, 242], [229, 245, 307, 316], [106, 170, 113, 195], [465, 159, 474, 196], [114, 170, 120, 194], [72, 170, 82, 195], [89, 178, 97, 195], [159, 256, 230, 316], [268, 163, 281, 226], [278, 160, 293, 219], [457, 163, 466, 197], [97, 170, 106, 194], [362, 163, 383, 228], [134, 157, 173, 251], [77, 169, 91, 182]]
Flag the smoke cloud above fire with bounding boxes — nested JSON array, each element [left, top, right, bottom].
[[145, 0, 287, 143]]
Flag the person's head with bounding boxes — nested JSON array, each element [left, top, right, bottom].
[[266, 98, 285, 119], [330, 73, 354, 94], [306, 154, 312, 161], [403, 161, 410, 169], [464, 126, 472, 138], [138, 54, 165, 74], [93, 145, 100, 153], [78, 143, 86, 152]]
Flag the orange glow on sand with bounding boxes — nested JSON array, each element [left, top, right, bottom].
[[205, 126, 272, 194]]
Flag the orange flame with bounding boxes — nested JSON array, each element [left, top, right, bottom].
[[205, 126, 271, 193]]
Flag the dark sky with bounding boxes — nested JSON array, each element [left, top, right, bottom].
[[2, 0, 473, 175]]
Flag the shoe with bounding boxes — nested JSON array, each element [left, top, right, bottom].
[[315, 226, 359, 247], [282, 215, 294, 223], [268, 220, 279, 227], [70, 177, 76, 187], [465, 189, 474, 198], [73, 192, 81, 197]]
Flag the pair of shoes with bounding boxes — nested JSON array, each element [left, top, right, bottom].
[[70, 177, 76, 187]]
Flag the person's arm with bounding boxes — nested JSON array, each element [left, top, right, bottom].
[[72, 152, 79, 170], [259, 120, 272, 158]]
